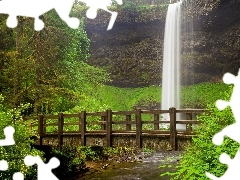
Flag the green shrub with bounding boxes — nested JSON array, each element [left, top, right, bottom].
[[160, 86, 239, 179], [0, 96, 44, 179], [51, 146, 85, 178], [78, 146, 103, 161]]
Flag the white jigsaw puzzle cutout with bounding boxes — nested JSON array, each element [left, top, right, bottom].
[[206, 68, 240, 179], [0, 126, 15, 176], [0, 126, 15, 146], [0, 125, 60, 180], [0, 0, 122, 31], [206, 148, 240, 180], [80, 0, 122, 30], [24, 155, 60, 180]]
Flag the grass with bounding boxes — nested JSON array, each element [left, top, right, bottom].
[[93, 82, 232, 111]]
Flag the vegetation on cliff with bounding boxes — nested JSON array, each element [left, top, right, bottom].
[[79, 0, 240, 87], [160, 84, 238, 180], [0, 11, 110, 115]]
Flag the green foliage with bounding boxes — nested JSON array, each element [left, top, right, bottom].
[[93, 82, 231, 111], [95, 85, 161, 111], [160, 86, 239, 179], [180, 82, 233, 108], [0, 95, 44, 179], [51, 146, 85, 178], [78, 146, 104, 161], [0, 10, 111, 115]]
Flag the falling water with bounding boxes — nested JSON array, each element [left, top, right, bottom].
[[161, 2, 185, 130]]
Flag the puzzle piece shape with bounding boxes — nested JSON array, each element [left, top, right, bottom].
[[206, 69, 240, 179], [0, 0, 122, 31], [12, 172, 24, 180], [206, 148, 240, 179], [212, 122, 240, 146], [24, 155, 60, 180], [216, 71, 240, 120], [0, 126, 15, 146], [80, 0, 122, 30], [211, 69, 240, 146], [0, 0, 79, 31], [0, 160, 8, 171], [0, 126, 15, 174]]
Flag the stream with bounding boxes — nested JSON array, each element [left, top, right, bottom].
[[73, 151, 181, 180]]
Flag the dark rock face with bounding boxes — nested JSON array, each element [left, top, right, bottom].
[[84, 0, 240, 87]]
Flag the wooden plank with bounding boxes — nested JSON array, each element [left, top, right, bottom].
[[176, 120, 200, 124], [45, 123, 58, 126], [126, 114, 131, 130], [62, 133, 81, 135], [112, 130, 136, 133], [169, 107, 177, 151], [43, 115, 58, 119], [112, 111, 135, 115], [43, 117, 46, 134], [159, 120, 171, 123], [141, 133, 170, 137], [141, 110, 169, 114], [63, 114, 79, 118], [142, 130, 171, 134], [87, 121, 106, 125], [112, 133, 136, 136], [85, 133, 106, 136], [41, 133, 58, 137], [86, 112, 107, 116], [62, 131, 79, 133], [86, 130, 106, 133], [112, 121, 127, 124], [38, 115, 44, 145], [177, 131, 197, 135], [154, 114, 159, 130], [176, 109, 208, 113], [106, 109, 112, 147], [58, 113, 64, 146], [135, 108, 142, 148], [81, 111, 86, 146]]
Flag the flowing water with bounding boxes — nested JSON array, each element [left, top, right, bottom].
[[74, 151, 180, 180], [161, 2, 185, 130]]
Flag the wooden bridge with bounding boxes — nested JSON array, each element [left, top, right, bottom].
[[24, 108, 208, 151]]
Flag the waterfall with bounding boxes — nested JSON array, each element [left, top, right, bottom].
[[161, 2, 185, 130]]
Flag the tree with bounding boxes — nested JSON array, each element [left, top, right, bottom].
[[0, 8, 110, 115], [0, 95, 44, 179]]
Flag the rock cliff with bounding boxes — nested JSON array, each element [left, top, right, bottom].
[[81, 0, 240, 87]]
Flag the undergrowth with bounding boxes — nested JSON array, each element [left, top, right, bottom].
[[159, 84, 238, 179]]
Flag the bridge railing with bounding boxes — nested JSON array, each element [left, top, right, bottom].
[[23, 107, 208, 150]]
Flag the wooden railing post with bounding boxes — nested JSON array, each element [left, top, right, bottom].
[[81, 111, 86, 146], [169, 107, 177, 151], [101, 115, 106, 130], [135, 108, 142, 148], [186, 112, 193, 132], [106, 109, 112, 147], [154, 114, 159, 130], [43, 117, 46, 134], [126, 114, 131, 131], [38, 115, 44, 145], [58, 112, 64, 146]]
